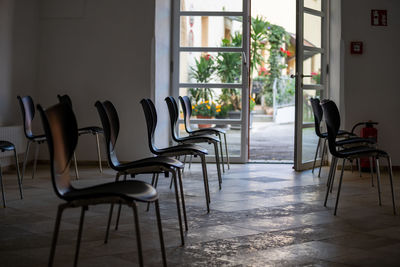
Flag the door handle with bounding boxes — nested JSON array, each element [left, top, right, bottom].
[[290, 73, 298, 78]]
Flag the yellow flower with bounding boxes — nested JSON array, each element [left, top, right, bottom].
[[250, 97, 255, 102], [205, 100, 209, 104], [216, 105, 221, 108], [192, 105, 195, 109], [207, 105, 211, 109], [216, 109, 221, 112]]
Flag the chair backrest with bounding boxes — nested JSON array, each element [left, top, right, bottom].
[[57, 94, 73, 108], [140, 98, 161, 154], [320, 99, 341, 157], [165, 96, 181, 142], [310, 98, 324, 138], [178, 96, 194, 133], [17, 95, 36, 139], [37, 102, 77, 199], [95, 100, 121, 169]]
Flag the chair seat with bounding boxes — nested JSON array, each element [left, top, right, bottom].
[[0, 141, 15, 152], [65, 180, 158, 203], [177, 134, 220, 144], [156, 144, 208, 156], [28, 134, 46, 142], [321, 129, 353, 138], [191, 128, 226, 135], [336, 136, 376, 146], [338, 145, 387, 158], [115, 156, 184, 171], [78, 126, 103, 135]]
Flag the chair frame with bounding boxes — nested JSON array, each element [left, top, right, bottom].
[[179, 95, 230, 172], [39, 102, 167, 267], [95, 100, 187, 246], [320, 99, 396, 216]]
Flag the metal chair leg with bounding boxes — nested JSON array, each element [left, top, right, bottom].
[[147, 173, 159, 212], [154, 200, 167, 267], [182, 155, 187, 173], [32, 142, 40, 179], [115, 174, 127, 230], [49, 204, 66, 267], [387, 156, 396, 215], [326, 156, 335, 187], [104, 173, 120, 243], [223, 133, 230, 170], [22, 140, 31, 182], [312, 137, 321, 174], [172, 170, 184, 246], [95, 133, 103, 173], [318, 139, 327, 178], [213, 142, 222, 190], [132, 203, 144, 267], [177, 169, 188, 231], [200, 154, 210, 212], [188, 155, 193, 169], [324, 157, 337, 207], [0, 166, 5, 208], [330, 158, 338, 193], [218, 133, 225, 173], [369, 157, 374, 187], [334, 158, 346, 216], [376, 158, 382, 206], [73, 153, 79, 180], [13, 149, 23, 199], [74, 206, 87, 267], [357, 158, 362, 177]]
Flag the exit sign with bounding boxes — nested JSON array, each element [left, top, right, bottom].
[[371, 10, 387, 26]]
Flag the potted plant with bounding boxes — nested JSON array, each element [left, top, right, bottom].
[[191, 101, 220, 128]]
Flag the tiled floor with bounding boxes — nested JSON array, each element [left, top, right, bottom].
[[1, 163, 400, 266]]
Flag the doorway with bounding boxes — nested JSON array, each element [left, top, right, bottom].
[[171, 0, 329, 168]]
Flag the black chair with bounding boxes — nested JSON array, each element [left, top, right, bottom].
[[165, 97, 223, 189], [95, 100, 187, 246], [39, 101, 168, 267], [310, 97, 375, 177], [58, 94, 104, 177], [140, 98, 211, 213], [179, 95, 230, 172], [17, 95, 47, 180], [0, 141, 23, 207], [321, 99, 396, 216]]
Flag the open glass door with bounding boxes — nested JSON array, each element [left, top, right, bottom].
[[172, 0, 250, 163], [294, 0, 329, 170]]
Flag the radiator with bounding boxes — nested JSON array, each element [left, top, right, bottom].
[[0, 125, 26, 167]]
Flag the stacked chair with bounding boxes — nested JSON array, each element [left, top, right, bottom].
[[17, 96, 48, 180], [39, 101, 170, 266], [310, 97, 375, 179], [58, 94, 104, 178], [164, 97, 223, 189], [95, 100, 187, 246], [141, 98, 211, 213], [320, 99, 396, 215], [179, 96, 230, 172]]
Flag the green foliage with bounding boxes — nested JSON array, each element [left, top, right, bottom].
[[250, 16, 269, 76], [189, 54, 216, 104]]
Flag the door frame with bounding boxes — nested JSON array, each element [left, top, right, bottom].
[[171, 0, 251, 163], [294, 0, 330, 170]]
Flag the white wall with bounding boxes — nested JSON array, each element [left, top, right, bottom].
[[0, 0, 15, 125], [342, 0, 400, 165], [37, 0, 156, 161]]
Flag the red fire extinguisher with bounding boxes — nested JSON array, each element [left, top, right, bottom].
[[359, 121, 378, 171]]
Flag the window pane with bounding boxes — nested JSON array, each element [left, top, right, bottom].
[[179, 52, 242, 84], [180, 0, 242, 12], [304, 0, 321, 11], [303, 90, 321, 124], [303, 52, 321, 85], [302, 127, 319, 163], [179, 88, 242, 120], [304, 13, 321, 48], [180, 16, 242, 47], [179, 124, 242, 157]]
